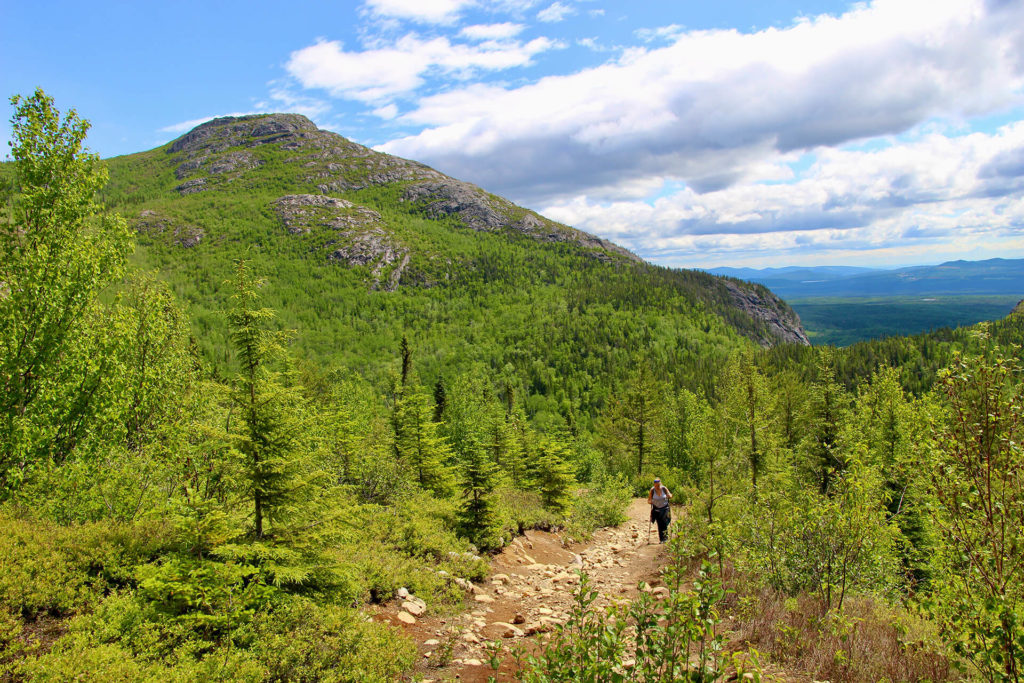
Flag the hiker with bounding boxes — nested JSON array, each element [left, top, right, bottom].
[[648, 477, 673, 543]]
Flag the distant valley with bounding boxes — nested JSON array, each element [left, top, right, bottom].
[[708, 259, 1024, 345]]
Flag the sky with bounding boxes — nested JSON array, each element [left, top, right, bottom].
[[3, 0, 1024, 270]]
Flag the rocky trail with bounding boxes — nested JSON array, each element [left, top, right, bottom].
[[378, 498, 669, 682]]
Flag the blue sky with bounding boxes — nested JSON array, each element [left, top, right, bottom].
[[3, 0, 1024, 269]]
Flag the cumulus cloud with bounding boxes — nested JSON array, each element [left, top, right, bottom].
[[287, 34, 558, 103], [538, 122, 1024, 266], [363, 0, 475, 24], [537, 1, 575, 23], [379, 0, 1024, 205], [460, 22, 525, 40], [265, 86, 331, 119], [372, 103, 400, 119], [634, 25, 684, 43]]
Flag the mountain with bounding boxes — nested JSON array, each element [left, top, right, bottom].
[[707, 265, 879, 283], [708, 259, 1024, 298], [94, 113, 807, 419]]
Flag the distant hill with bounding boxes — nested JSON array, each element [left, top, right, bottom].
[[708, 259, 1024, 298], [709, 265, 880, 284], [25, 112, 811, 423]]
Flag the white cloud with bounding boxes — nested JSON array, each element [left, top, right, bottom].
[[378, 0, 1024, 207], [537, 122, 1024, 266], [537, 1, 575, 23], [363, 0, 475, 24], [287, 34, 558, 102], [266, 86, 330, 119], [577, 36, 615, 52], [373, 103, 400, 119], [634, 24, 684, 43], [460, 22, 525, 40]]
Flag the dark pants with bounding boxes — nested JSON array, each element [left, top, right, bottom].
[[651, 505, 671, 542]]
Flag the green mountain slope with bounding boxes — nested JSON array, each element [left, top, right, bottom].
[[97, 113, 807, 422]]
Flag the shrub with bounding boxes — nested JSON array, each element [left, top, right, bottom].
[[0, 509, 175, 618], [517, 560, 727, 682], [566, 473, 632, 540]]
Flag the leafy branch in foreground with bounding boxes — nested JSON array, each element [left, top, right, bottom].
[[929, 344, 1024, 682], [1, 89, 131, 495]]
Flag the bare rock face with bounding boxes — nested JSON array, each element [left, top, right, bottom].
[[134, 210, 204, 248], [170, 114, 318, 156], [174, 178, 207, 196], [402, 180, 506, 231], [209, 151, 262, 175], [174, 156, 208, 180], [272, 194, 382, 234], [401, 179, 639, 262], [723, 280, 810, 346], [272, 194, 409, 291]]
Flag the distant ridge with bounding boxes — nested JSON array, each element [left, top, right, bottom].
[[707, 258, 1024, 298]]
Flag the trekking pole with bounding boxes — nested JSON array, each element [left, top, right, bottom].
[[648, 506, 653, 545]]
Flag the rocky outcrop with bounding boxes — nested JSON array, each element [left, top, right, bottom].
[[272, 194, 382, 234], [174, 178, 207, 196], [401, 179, 639, 262], [134, 210, 204, 248], [174, 149, 264, 181], [170, 114, 317, 156], [723, 280, 810, 346], [272, 194, 408, 291]]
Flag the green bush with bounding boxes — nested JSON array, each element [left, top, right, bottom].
[[518, 560, 728, 682], [566, 474, 632, 540], [495, 486, 561, 538], [325, 494, 488, 606], [0, 513, 96, 616], [18, 594, 415, 682], [242, 598, 416, 682], [0, 509, 174, 618]]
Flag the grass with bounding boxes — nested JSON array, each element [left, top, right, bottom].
[[728, 586, 959, 681], [790, 295, 1021, 347]]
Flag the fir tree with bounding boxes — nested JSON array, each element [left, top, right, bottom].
[[803, 348, 849, 495], [457, 434, 500, 550], [395, 386, 454, 495], [531, 435, 575, 514], [227, 260, 308, 540], [433, 377, 447, 423]]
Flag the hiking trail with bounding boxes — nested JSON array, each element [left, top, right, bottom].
[[377, 498, 668, 682]]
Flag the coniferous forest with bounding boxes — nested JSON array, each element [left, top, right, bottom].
[[4, 91, 1024, 682]]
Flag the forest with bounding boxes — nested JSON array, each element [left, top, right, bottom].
[[3, 90, 1024, 682]]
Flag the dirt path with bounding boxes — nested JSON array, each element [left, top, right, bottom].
[[379, 498, 669, 682]]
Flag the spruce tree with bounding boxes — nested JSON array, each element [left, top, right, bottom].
[[803, 348, 848, 495], [395, 386, 454, 496], [433, 377, 447, 423], [531, 435, 575, 515], [596, 357, 666, 478], [457, 434, 500, 550], [227, 260, 308, 540], [722, 350, 777, 498]]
